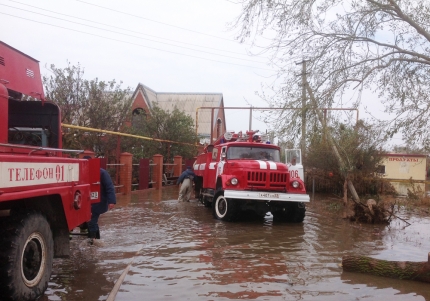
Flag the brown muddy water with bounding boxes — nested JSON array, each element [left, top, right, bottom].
[[39, 187, 430, 301]]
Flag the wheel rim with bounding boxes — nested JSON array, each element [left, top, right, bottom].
[[21, 232, 46, 287], [215, 195, 227, 218]]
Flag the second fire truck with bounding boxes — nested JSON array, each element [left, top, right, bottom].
[[193, 130, 310, 222]]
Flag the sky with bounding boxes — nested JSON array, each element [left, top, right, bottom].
[[0, 0, 404, 147]]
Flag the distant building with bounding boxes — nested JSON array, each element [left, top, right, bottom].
[[130, 83, 226, 144], [378, 153, 427, 196]]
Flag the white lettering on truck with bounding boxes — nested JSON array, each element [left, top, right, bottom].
[[0, 162, 80, 188]]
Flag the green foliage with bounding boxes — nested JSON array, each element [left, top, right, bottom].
[[306, 120, 386, 196], [43, 63, 198, 161], [43, 63, 132, 157], [122, 103, 199, 162]]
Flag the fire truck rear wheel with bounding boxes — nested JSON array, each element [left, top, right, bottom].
[[213, 191, 237, 221], [0, 212, 54, 301]]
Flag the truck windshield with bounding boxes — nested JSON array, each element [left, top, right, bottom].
[[226, 146, 281, 162]]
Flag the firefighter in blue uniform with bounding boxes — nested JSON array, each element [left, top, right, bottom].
[[176, 166, 195, 202]]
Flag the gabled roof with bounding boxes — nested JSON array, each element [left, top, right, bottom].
[[132, 83, 225, 138]]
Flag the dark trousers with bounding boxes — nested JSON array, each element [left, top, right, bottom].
[[88, 213, 101, 238]]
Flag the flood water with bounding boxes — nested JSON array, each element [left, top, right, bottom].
[[40, 187, 430, 301]]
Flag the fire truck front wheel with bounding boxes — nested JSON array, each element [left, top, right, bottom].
[[213, 191, 238, 222], [0, 211, 54, 301]]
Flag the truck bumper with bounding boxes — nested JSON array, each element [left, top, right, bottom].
[[224, 190, 310, 203]]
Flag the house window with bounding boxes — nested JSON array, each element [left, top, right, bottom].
[[376, 165, 385, 174], [132, 108, 146, 129]]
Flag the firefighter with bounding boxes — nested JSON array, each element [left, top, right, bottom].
[[176, 166, 195, 202], [82, 156, 116, 244], [291, 157, 297, 165], [88, 168, 116, 242]]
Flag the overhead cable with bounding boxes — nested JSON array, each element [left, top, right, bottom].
[[9, 0, 265, 59], [0, 12, 273, 71], [1, 3, 264, 63]]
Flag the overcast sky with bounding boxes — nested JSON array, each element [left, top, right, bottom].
[[0, 0, 403, 146]]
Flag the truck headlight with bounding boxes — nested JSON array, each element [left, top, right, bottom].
[[292, 180, 300, 188], [230, 178, 238, 185]]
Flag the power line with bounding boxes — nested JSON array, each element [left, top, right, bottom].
[[1, 3, 265, 64], [9, 0, 263, 59], [0, 12, 273, 71], [76, 0, 242, 44]]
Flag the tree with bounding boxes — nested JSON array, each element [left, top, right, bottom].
[[306, 119, 386, 198], [235, 0, 430, 150], [123, 103, 199, 162], [43, 63, 132, 157]]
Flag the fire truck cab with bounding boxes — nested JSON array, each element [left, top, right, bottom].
[[194, 130, 310, 222], [0, 41, 100, 300], [285, 149, 304, 181]]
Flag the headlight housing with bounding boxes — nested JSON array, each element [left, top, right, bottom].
[[292, 180, 300, 188], [230, 177, 238, 185]]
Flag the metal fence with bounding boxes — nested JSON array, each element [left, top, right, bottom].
[[106, 163, 124, 194], [129, 161, 180, 190]]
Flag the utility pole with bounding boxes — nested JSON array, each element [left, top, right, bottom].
[[296, 60, 309, 164], [249, 106, 253, 131]]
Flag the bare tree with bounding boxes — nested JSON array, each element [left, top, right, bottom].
[[235, 0, 430, 149], [44, 63, 132, 156]]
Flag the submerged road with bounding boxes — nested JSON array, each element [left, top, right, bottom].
[[40, 187, 430, 301]]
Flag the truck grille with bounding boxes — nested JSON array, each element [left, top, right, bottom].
[[247, 171, 287, 189]]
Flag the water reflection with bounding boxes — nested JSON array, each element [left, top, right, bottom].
[[39, 242, 114, 301], [341, 271, 429, 300], [42, 188, 430, 301]]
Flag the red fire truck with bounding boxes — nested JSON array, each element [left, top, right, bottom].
[[0, 41, 100, 300], [193, 130, 310, 222]]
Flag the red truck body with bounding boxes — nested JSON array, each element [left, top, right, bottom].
[[0, 41, 100, 301], [194, 130, 309, 222]]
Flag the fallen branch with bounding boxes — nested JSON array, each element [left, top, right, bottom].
[[391, 213, 411, 226], [342, 253, 430, 283]]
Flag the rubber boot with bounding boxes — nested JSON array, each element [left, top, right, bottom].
[[79, 222, 89, 234], [88, 231, 96, 245]]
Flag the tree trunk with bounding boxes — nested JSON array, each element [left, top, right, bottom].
[[343, 178, 348, 205], [342, 254, 430, 283], [305, 85, 360, 202]]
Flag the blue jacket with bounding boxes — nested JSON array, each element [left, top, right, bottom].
[[176, 168, 195, 184], [91, 168, 116, 215]]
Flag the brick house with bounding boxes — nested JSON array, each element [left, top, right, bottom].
[[130, 83, 227, 145]]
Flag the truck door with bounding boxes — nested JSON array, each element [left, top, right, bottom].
[[215, 146, 227, 182], [207, 147, 220, 187], [285, 149, 304, 182]]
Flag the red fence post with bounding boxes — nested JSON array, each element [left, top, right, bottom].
[[139, 158, 150, 190], [173, 156, 182, 177], [99, 157, 107, 170], [152, 154, 163, 190], [120, 152, 132, 195], [184, 158, 196, 172]]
